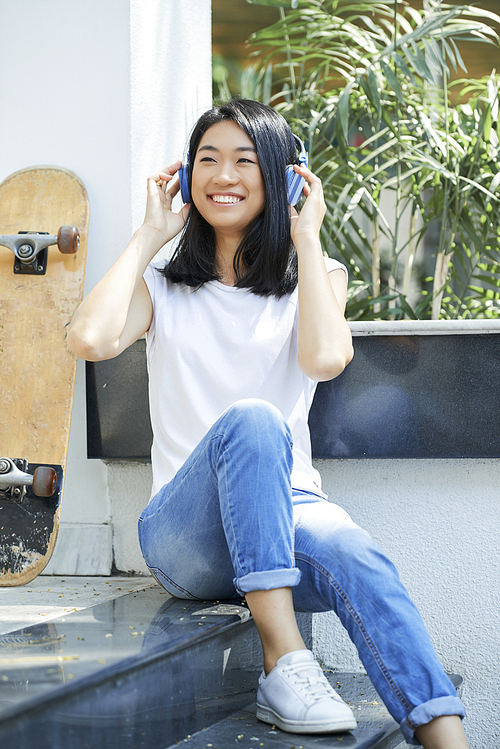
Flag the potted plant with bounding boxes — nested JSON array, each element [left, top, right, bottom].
[[240, 0, 500, 320]]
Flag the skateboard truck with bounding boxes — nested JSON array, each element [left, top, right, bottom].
[[0, 458, 57, 501], [0, 226, 80, 275]]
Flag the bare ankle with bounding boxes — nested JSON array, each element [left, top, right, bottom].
[[263, 645, 307, 675], [244, 588, 307, 675], [414, 715, 469, 749]]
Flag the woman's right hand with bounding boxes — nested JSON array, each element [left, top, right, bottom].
[[143, 161, 191, 247]]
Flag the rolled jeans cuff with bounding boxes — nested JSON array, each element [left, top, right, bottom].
[[401, 696, 466, 745], [234, 568, 302, 595]]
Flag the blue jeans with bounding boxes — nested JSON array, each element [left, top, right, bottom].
[[138, 399, 465, 745]]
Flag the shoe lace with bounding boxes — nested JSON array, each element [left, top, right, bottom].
[[283, 662, 337, 702]]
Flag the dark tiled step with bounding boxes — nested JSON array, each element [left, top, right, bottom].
[[0, 584, 462, 749], [165, 673, 405, 749], [0, 586, 264, 749], [167, 672, 463, 749]]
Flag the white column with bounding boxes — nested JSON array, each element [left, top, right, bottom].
[[130, 0, 212, 231], [109, 0, 212, 574]]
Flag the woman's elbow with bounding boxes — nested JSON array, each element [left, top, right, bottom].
[[66, 327, 115, 362], [66, 329, 95, 360], [299, 343, 354, 382]]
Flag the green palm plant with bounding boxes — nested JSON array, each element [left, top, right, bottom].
[[421, 72, 500, 318], [244, 0, 500, 319]]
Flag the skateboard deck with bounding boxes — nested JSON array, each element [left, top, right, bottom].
[[0, 166, 89, 586]]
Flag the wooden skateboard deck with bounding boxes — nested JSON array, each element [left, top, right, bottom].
[[0, 166, 89, 586]]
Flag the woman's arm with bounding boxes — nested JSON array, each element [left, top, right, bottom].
[[67, 163, 189, 361], [291, 164, 354, 382]]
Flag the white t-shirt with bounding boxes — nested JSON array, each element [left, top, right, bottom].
[[144, 257, 346, 500]]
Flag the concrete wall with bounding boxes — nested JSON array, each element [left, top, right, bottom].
[[315, 458, 500, 748], [0, 0, 212, 575]]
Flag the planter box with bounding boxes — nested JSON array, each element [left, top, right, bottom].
[[310, 320, 500, 459], [86, 321, 500, 460]]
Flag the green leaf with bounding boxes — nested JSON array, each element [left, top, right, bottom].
[[364, 66, 382, 120], [397, 294, 419, 320], [380, 60, 404, 103], [460, 176, 500, 202], [410, 41, 435, 83], [391, 52, 418, 86], [419, 112, 447, 157], [400, 43, 427, 79], [357, 132, 400, 161], [489, 172, 500, 195], [483, 106, 492, 144], [263, 63, 273, 104], [423, 38, 448, 77], [440, 38, 456, 73], [449, 37, 467, 74], [337, 80, 356, 142]]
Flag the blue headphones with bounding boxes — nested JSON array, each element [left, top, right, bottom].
[[178, 134, 308, 206]]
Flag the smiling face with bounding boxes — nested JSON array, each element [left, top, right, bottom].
[[190, 120, 265, 245]]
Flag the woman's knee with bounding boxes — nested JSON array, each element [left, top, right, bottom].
[[221, 399, 292, 449], [225, 398, 287, 427]]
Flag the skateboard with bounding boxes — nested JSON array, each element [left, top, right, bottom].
[[0, 166, 89, 586]]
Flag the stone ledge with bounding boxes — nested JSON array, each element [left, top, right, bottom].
[[42, 523, 112, 576], [350, 319, 500, 336]]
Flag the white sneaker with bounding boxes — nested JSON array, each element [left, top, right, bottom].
[[256, 650, 357, 734]]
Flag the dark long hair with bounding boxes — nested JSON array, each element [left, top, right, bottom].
[[163, 99, 299, 297]]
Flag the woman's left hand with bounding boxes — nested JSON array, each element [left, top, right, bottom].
[[289, 164, 326, 246]]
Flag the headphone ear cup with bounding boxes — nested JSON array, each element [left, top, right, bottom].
[[285, 165, 306, 206], [178, 164, 191, 204]]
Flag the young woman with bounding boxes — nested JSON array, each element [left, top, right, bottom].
[[68, 99, 468, 748]]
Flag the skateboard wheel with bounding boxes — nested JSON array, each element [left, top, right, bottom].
[[32, 466, 57, 497], [57, 225, 80, 254]]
